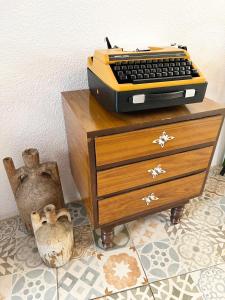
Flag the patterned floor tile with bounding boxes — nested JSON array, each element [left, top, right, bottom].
[[97, 246, 147, 294], [205, 167, 225, 197], [150, 273, 203, 300], [0, 274, 12, 300], [127, 214, 169, 246], [73, 225, 96, 259], [66, 201, 89, 226], [164, 217, 201, 242], [174, 230, 223, 272], [1, 166, 225, 299], [58, 255, 105, 300], [201, 224, 225, 244], [190, 263, 225, 300], [137, 239, 188, 283], [98, 285, 154, 300], [11, 268, 57, 300], [0, 236, 16, 258], [0, 215, 28, 241], [0, 216, 18, 240], [93, 224, 131, 252], [14, 235, 44, 272], [15, 216, 29, 238], [219, 196, 225, 214], [0, 256, 14, 277], [187, 197, 225, 229], [216, 243, 225, 261]]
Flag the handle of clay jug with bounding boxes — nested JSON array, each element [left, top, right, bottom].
[[56, 208, 72, 223], [38, 163, 60, 184]]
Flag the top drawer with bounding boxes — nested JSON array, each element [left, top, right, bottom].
[[95, 116, 222, 166]]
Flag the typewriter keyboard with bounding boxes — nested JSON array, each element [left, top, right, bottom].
[[111, 58, 199, 84]]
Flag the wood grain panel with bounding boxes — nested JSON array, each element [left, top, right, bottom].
[[62, 100, 95, 224], [95, 116, 222, 166], [98, 172, 206, 225], [62, 91, 225, 137], [97, 146, 213, 196]]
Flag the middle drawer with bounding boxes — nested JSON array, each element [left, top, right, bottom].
[[97, 146, 213, 197]]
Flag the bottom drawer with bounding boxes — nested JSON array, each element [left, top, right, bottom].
[[98, 172, 206, 225]]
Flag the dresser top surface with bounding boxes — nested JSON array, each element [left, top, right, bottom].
[[62, 89, 225, 136]]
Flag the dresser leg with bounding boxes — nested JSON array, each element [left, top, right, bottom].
[[170, 205, 184, 225], [101, 226, 114, 249]]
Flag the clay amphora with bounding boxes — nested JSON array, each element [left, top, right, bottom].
[[3, 148, 64, 232], [31, 204, 74, 268]]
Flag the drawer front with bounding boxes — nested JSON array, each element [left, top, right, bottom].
[[98, 172, 206, 225], [95, 116, 222, 166], [97, 146, 213, 197]]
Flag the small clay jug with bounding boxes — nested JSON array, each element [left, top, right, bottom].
[[31, 204, 74, 268], [3, 148, 64, 232]]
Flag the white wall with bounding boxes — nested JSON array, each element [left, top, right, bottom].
[[1, 0, 225, 219]]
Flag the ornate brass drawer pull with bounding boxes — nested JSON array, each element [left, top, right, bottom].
[[152, 131, 175, 148], [148, 164, 166, 178], [142, 193, 159, 205]]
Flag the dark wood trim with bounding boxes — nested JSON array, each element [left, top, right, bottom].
[[96, 142, 215, 171], [87, 137, 98, 227], [87, 112, 225, 138], [97, 168, 207, 200]]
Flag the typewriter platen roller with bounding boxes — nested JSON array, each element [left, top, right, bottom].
[[87, 39, 207, 112]]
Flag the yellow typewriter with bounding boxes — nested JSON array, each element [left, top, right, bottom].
[[87, 38, 207, 112]]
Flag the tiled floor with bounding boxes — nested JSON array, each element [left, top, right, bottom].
[[1, 166, 225, 300]]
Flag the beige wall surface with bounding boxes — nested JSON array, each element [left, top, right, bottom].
[[0, 0, 225, 219]]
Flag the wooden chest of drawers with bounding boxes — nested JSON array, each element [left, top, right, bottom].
[[62, 90, 225, 248]]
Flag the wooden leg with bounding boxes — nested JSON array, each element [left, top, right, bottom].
[[170, 205, 184, 225], [101, 226, 114, 249]]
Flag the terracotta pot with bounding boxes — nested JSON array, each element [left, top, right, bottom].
[[31, 204, 74, 268], [3, 148, 64, 232]]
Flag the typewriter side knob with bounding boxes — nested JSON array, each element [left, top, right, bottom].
[[178, 45, 187, 50]]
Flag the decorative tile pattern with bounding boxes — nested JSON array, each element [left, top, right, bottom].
[[99, 285, 154, 300], [164, 217, 201, 242], [14, 235, 44, 272], [66, 201, 89, 226], [58, 255, 105, 300], [97, 246, 147, 293], [0, 274, 12, 300], [0, 216, 18, 240], [0, 236, 16, 258], [0, 256, 14, 276], [137, 239, 187, 282], [191, 264, 225, 300], [0, 167, 225, 300], [205, 168, 225, 197], [187, 199, 225, 229], [174, 230, 223, 271], [198, 267, 225, 300], [150, 273, 203, 300], [72, 225, 96, 259], [219, 197, 225, 214], [12, 268, 57, 300], [201, 224, 225, 244], [127, 214, 168, 246], [93, 225, 131, 251], [15, 216, 29, 238]]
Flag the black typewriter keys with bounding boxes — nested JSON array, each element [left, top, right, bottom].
[[110, 58, 198, 84]]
